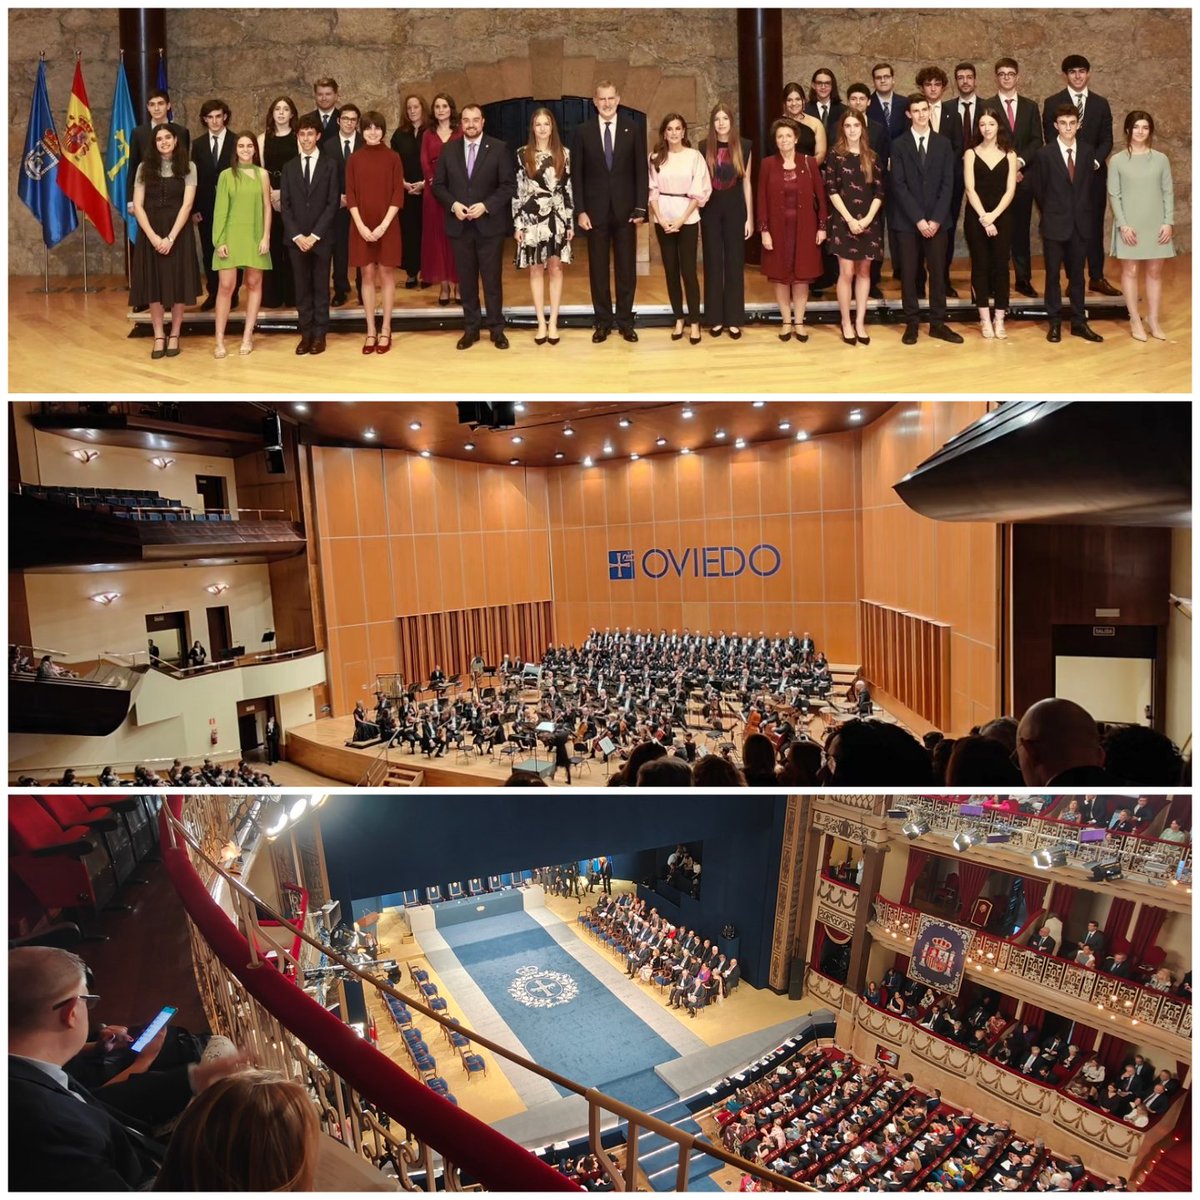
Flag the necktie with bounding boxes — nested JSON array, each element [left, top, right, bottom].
[[1075, 93, 1085, 120], [343, 139, 350, 159], [211, 136, 218, 160], [1066, 147, 1075, 181], [304, 155, 311, 185], [322, 113, 330, 130], [604, 122, 613, 169], [962, 102, 974, 148], [882, 100, 890, 123], [918, 136, 926, 165], [467, 141, 477, 177], [820, 104, 827, 124], [1005, 98, 1016, 131]]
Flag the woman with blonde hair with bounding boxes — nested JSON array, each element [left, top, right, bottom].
[[513, 106, 574, 344], [154, 1068, 319, 1190], [698, 102, 753, 338]]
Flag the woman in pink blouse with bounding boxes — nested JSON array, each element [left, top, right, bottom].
[[648, 113, 712, 344]]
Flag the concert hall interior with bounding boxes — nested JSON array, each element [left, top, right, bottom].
[[8, 794, 1191, 1191], [8, 399, 1191, 790]]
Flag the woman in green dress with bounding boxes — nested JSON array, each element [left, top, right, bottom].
[[212, 133, 273, 357], [1108, 110, 1175, 342]]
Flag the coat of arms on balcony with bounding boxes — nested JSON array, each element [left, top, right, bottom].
[[907, 914, 976, 997]]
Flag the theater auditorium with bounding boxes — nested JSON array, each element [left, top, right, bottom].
[[8, 400, 1191, 790], [7, 794, 1191, 1190]]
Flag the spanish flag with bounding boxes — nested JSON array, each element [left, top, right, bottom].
[[57, 60, 115, 243]]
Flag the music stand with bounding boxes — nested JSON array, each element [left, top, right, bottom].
[[599, 736, 617, 777], [533, 721, 555, 771], [261, 630, 276, 654]]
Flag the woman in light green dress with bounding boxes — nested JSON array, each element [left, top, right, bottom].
[[1108, 110, 1174, 342], [212, 133, 273, 357]]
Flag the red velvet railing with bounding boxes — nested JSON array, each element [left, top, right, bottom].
[[160, 798, 572, 1192]]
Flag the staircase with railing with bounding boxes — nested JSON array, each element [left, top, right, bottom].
[[161, 797, 809, 1191]]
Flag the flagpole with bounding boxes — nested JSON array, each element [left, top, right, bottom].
[[33, 51, 53, 295]]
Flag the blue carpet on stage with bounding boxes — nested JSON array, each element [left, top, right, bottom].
[[440, 911, 678, 1110]]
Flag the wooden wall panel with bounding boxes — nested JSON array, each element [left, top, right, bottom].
[[860, 599, 952, 731]]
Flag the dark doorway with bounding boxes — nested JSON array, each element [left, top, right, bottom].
[[479, 96, 645, 155], [237, 712, 260, 752], [206, 605, 232, 661], [145, 611, 189, 666], [195, 474, 228, 514]]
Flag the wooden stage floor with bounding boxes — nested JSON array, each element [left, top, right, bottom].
[[9, 250, 1189, 394]]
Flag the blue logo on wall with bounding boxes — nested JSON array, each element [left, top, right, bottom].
[[609, 550, 635, 580], [607, 544, 782, 580]]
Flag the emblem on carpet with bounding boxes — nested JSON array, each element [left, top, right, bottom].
[[508, 965, 579, 1009]]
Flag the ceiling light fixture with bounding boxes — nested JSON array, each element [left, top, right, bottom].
[[848, 410, 863, 423], [420, 449, 431, 458], [618, 417, 632, 428], [464, 442, 476, 451], [630, 453, 639, 461], [514, 403, 526, 412], [409, 421, 422, 431], [293, 403, 308, 413], [795, 430, 808, 441], [554, 451, 564, 460], [778, 420, 791, 431], [70, 448, 100, 463], [680, 447, 691, 455], [206, 583, 230, 595], [682, 407, 694, 419], [512, 435, 523, 444], [603, 442, 613, 454], [509, 458, 520, 466], [715, 429, 727, 439], [656, 436, 667, 446], [752, 400, 765, 408], [582, 456, 594, 467], [563, 424, 575, 437], [364, 428, 377, 440], [734, 437, 746, 449], [90, 591, 120, 605]]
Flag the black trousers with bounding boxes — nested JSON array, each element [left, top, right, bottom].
[[586, 213, 637, 330], [655, 223, 700, 321], [450, 226, 505, 334], [1050, 169, 1106, 283], [331, 207, 360, 299], [700, 187, 746, 326], [963, 211, 1012, 310], [288, 242, 333, 338], [896, 227, 948, 324], [400, 195, 423, 277], [1042, 230, 1087, 322], [1008, 179, 1035, 284]]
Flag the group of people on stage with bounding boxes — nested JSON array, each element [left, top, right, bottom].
[[127, 55, 1175, 357]]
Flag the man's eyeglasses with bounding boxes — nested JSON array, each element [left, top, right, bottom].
[[52, 993, 101, 1012]]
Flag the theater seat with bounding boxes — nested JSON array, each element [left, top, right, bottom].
[[35, 795, 140, 888], [9, 795, 118, 916]]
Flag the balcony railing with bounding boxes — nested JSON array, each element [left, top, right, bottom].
[[895, 796, 1192, 881], [162, 797, 811, 1192], [871, 895, 1191, 1042]]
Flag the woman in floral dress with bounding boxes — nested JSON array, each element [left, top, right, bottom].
[[513, 107, 574, 345]]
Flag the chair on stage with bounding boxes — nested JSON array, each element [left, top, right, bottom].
[[448, 1028, 471, 1056], [467, 878, 485, 896], [426, 1076, 456, 1104], [425, 884, 444, 904], [462, 1053, 487, 1081], [455, 731, 482, 763], [571, 741, 591, 776], [429, 995, 449, 1014], [419, 981, 439, 1000], [401, 889, 422, 908], [448, 880, 465, 901], [488, 874, 505, 891], [410, 964, 430, 986]]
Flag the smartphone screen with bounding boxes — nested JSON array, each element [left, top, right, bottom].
[[130, 1006, 177, 1052]]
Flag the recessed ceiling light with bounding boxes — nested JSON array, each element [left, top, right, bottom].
[[509, 457, 520, 466], [583, 455, 594, 467], [795, 430, 808, 442], [464, 442, 476, 451], [293, 403, 308, 413], [364, 429, 377, 440], [554, 451, 565, 460], [715, 429, 726, 439], [618, 417, 631, 428], [849, 410, 863, 423], [563, 425, 575, 437], [420, 449, 431, 458], [656, 436, 667, 446], [735, 437, 746, 449], [680, 447, 691, 455], [409, 421, 422, 431], [512, 435, 523, 444], [514, 403, 526, 412], [778, 420, 791, 431], [603, 442, 613, 454], [752, 400, 765, 408], [630, 453, 639, 461], [682, 407, 694, 419]]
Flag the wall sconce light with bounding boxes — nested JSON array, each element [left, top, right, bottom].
[[90, 592, 121, 605], [71, 449, 99, 463], [206, 583, 230, 595], [150, 456, 176, 469]]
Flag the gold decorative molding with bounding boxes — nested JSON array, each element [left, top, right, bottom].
[[768, 797, 809, 990], [1050, 1096, 1141, 1156], [976, 1059, 1063, 1116], [812, 809, 891, 847], [805, 967, 846, 1009], [910, 1028, 972, 1077], [815, 878, 859, 936]]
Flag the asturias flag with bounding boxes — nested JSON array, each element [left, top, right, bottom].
[[105, 61, 137, 241], [18, 60, 79, 247], [57, 60, 115, 243]]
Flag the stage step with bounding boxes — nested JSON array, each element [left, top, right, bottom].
[[382, 765, 425, 787]]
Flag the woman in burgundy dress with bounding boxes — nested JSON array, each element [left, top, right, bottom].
[[347, 110, 405, 354], [825, 109, 884, 345], [420, 92, 461, 305], [757, 119, 827, 342]]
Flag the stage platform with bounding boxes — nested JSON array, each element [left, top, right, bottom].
[[407, 884, 543, 933]]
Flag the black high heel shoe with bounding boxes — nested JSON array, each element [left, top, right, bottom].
[[855, 330, 871, 346], [794, 325, 809, 344], [670, 321, 684, 342], [841, 326, 857, 346], [778, 324, 793, 342]]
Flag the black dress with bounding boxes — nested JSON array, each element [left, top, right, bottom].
[[825, 151, 885, 260], [262, 131, 298, 307], [390, 125, 424, 278], [129, 163, 202, 308], [963, 152, 1013, 309]]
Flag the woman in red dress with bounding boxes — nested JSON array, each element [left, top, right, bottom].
[[346, 110, 405, 354], [757, 118, 827, 342], [420, 92, 462, 305]]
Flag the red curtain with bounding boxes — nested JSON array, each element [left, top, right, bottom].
[[1022, 876, 1048, 917], [902, 849, 932, 905], [1096, 1032, 1130, 1074], [1104, 897, 1136, 955], [956, 861, 993, 922], [1127, 905, 1168, 968], [1167, 796, 1190, 826], [1021, 1002, 1046, 1032], [1048, 883, 1077, 926]]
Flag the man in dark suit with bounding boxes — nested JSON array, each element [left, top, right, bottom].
[[1103, 951, 1133, 977], [328, 104, 364, 306], [571, 80, 648, 342], [1143, 1084, 1171, 1115], [805, 67, 846, 295], [1026, 106, 1105, 342], [1078, 921, 1106, 959], [1016, 697, 1115, 785], [600, 855, 613, 894], [867, 63, 909, 289], [887, 96, 964, 346], [432, 104, 516, 350], [1029, 925, 1057, 954], [1042, 56, 1118, 296], [190, 98, 238, 311], [8, 946, 246, 1192], [951, 63, 984, 295], [281, 116, 340, 355], [986, 59, 1043, 296], [914, 67, 965, 298], [301, 76, 341, 145]]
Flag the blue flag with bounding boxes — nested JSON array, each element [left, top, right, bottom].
[[18, 60, 78, 248], [105, 61, 137, 241], [156, 55, 172, 120]]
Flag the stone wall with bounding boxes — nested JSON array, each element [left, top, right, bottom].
[[9, 8, 1191, 274]]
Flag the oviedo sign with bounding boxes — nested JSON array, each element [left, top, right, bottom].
[[608, 544, 782, 581]]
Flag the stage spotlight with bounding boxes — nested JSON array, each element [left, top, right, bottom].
[[1089, 861, 1123, 882], [886, 808, 910, 819], [902, 820, 930, 840], [1032, 846, 1069, 870], [262, 800, 289, 839], [288, 797, 309, 821], [952, 831, 983, 853]]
